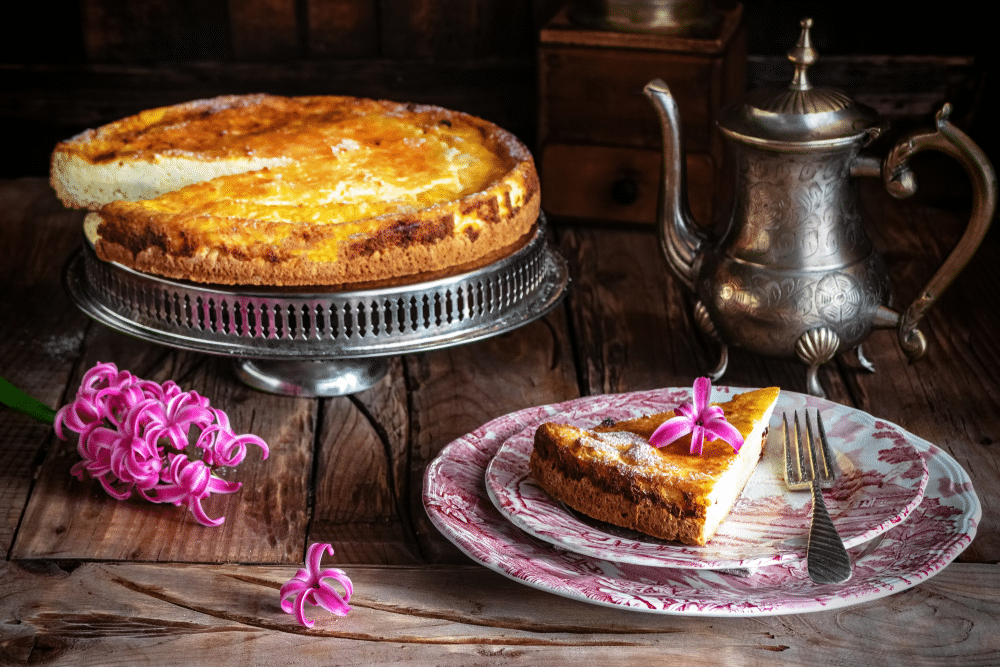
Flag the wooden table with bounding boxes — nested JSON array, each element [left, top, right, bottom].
[[1, 170, 998, 665]]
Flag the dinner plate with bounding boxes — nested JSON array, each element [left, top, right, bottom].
[[484, 387, 929, 569], [423, 390, 980, 616]]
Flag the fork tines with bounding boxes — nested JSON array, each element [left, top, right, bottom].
[[783, 409, 836, 490]]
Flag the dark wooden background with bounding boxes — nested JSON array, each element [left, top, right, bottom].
[[2, 0, 995, 180]]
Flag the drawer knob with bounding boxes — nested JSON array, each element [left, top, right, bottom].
[[611, 176, 639, 205]]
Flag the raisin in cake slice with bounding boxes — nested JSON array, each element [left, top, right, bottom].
[[529, 386, 780, 546]]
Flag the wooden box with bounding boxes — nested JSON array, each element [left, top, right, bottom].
[[538, 5, 746, 225]]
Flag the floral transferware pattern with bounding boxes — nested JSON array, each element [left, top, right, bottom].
[[485, 387, 929, 569], [423, 389, 979, 616]]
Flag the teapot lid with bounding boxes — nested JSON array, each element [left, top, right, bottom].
[[717, 18, 882, 150]]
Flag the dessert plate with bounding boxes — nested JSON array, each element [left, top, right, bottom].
[[484, 387, 930, 569], [423, 390, 979, 616]]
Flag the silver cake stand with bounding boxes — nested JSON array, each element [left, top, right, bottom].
[[64, 218, 569, 396]]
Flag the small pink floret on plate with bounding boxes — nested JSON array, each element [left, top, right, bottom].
[[649, 377, 744, 455]]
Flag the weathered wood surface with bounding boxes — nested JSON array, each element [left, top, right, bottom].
[[3, 561, 999, 666], [1, 173, 999, 664]]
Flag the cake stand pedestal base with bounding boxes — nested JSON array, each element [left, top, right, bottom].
[[232, 358, 389, 397]]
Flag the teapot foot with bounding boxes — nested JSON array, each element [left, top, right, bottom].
[[856, 344, 876, 373], [795, 327, 841, 398], [805, 365, 827, 399], [707, 343, 728, 382]]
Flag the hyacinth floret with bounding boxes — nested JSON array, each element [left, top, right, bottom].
[[280, 543, 353, 627], [649, 377, 744, 456], [54, 361, 269, 526]]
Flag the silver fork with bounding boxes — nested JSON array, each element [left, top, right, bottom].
[[783, 410, 852, 584]]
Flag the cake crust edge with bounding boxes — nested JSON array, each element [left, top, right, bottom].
[[528, 387, 779, 546]]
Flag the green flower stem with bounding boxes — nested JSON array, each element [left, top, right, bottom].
[[0, 375, 56, 425]]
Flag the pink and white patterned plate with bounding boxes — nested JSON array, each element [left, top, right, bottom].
[[484, 387, 930, 569], [423, 389, 980, 616]]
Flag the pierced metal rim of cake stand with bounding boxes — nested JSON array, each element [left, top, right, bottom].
[[63, 217, 569, 396]]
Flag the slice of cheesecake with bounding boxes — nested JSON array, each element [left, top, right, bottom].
[[529, 386, 780, 546]]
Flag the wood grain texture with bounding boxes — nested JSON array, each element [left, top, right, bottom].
[[406, 311, 579, 563], [228, 0, 300, 60], [2, 560, 998, 666], [0, 180, 90, 555], [310, 358, 423, 564], [844, 178, 1000, 563], [82, 0, 232, 62], [1, 153, 997, 663], [13, 346, 313, 563], [307, 0, 379, 58], [555, 221, 849, 400], [380, 0, 494, 60]]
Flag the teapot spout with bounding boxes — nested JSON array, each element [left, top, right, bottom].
[[644, 79, 707, 292]]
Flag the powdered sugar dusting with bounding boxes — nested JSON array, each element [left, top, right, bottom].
[[623, 439, 661, 467]]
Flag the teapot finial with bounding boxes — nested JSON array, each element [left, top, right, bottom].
[[788, 18, 817, 91]]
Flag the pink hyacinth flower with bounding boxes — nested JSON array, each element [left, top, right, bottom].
[[649, 377, 744, 455], [196, 407, 268, 468], [54, 361, 269, 527], [280, 543, 353, 627], [152, 454, 241, 527]]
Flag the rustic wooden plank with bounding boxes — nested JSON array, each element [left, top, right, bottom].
[[0, 179, 89, 555], [12, 339, 313, 564], [228, 0, 300, 60], [380, 0, 528, 60], [376, 0, 542, 59], [307, 0, 379, 58], [310, 357, 423, 564], [407, 311, 580, 563], [81, 0, 232, 62], [2, 560, 999, 665]]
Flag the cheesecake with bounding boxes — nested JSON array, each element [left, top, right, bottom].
[[51, 94, 540, 287], [530, 386, 781, 546]]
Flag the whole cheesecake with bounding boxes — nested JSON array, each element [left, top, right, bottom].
[[51, 94, 540, 287]]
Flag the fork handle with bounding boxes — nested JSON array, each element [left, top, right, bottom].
[[807, 481, 852, 584]]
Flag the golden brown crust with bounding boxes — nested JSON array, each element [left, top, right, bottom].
[[531, 423, 707, 544], [529, 387, 780, 545], [52, 94, 540, 287], [91, 167, 539, 287]]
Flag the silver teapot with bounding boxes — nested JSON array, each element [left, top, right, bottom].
[[644, 18, 996, 397]]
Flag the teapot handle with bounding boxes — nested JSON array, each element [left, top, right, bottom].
[[880, 104, 997, 361]]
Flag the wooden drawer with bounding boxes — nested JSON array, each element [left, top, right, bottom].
[[538, 5, 745, 224], [540, 143, 714, 226]]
